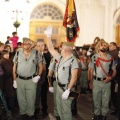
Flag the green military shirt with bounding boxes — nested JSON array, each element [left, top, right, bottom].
[[48, 58, 58, 77], [13, 48, 42, 77], [57, 54, 79, 84], [79, 56, 88, 70], [90, 53, 116, 78]]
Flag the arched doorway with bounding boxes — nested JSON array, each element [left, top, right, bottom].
[[29, 3, 66, 46], [114, 8, 120, 47]]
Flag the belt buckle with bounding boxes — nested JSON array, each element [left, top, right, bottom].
[[25, 77, 27, 79], [101, 78, 104, 81]]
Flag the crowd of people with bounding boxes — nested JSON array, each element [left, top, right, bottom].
[[0, 28, 120, 120]]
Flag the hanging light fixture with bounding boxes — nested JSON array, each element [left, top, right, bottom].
[[3, 0, 34, 32]]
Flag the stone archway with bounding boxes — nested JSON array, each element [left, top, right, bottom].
[[29, 3, 66, 46]]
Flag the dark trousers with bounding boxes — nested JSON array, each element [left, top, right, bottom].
[[35, 83, 41, 109], [41, 80, 48, 113], [111, 79, 117, 109], [117, 82, 120, 116], [71, 84, 78, 113], [6, 96, 15, 110]]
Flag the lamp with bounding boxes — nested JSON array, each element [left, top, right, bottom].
[[4, 0, 34, 32], [13, 21, 20, 32]]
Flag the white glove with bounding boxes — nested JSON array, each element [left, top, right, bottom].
[[79, 48, 82, 52], [13, 80, 17, 88], [32, 75, 40, 83], [61, 89, 70, 100], [49, 87, 54, 93], [44, 26, 52, 37], [87, 51, 91, 56]]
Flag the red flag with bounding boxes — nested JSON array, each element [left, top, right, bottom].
[[63, 0, 80, 42]]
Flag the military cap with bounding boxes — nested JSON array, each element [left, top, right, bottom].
[[22, 37, 31, 43], [62, 42, 74, 48]]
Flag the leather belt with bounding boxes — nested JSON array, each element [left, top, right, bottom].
[[17, 74, 36, 80], [58, 82, 66, 87], [82, 69, 88, 71], [93, 76, 106, 81]]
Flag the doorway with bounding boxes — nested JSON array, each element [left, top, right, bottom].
[[29, 3, 66, 46]]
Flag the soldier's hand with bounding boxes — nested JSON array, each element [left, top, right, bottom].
[[49, 87, 54, 93], [13, 80, 17, 89], [61, 89, 70, 100], [44, 26, 52, 37], [104, 76, 112, 83], [89, 81, 93, 89], [32, 75, 40, 83]]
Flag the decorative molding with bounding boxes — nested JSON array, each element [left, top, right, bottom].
[[30, 3, 63, 21]]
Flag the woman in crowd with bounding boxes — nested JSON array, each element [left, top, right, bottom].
[[0, 50, 15, 110]]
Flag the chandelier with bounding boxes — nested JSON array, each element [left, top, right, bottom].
[[3, 0, 34, 32]]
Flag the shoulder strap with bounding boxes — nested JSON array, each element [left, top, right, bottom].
[[56, 56, 62, 81], [16, 51, 19, 72], [35, 51, 38, 74], [93, 55, 97, 75], [68, 58, 74, 82]]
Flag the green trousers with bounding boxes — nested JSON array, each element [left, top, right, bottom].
[[93, 80, 111, 116], [16, 78, 37, 116], [80, 70, 88, 88], [53, 81, 59, 116], [56, 85, 72, 120]]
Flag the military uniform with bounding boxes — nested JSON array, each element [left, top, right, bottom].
[[79, 55, 88, 94], [56, 54, 79, 120], [35, 53, 46, 111], [90, 53, 116, 118], [13, 48, 42, 116], [48, 58, 59, 117]]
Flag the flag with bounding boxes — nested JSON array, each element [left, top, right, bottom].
[[63, 0, 80, 42]]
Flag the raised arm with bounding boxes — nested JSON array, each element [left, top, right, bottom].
[[45, 26, 59, 60]]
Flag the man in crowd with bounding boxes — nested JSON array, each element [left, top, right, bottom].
[[35, 41, 49, 118], [45, 26, 79, 120], [89, 40, 116, 120], [5, 36, 11, 45], [109, 42, 119, 115], [13, 38, 43, 120]]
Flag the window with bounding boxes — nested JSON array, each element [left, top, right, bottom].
[[37, 39, 44, 42], [52, 39, 57, 44], [30, 3, 63, 20]]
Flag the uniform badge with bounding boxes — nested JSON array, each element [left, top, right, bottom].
[[62, 67, 65, 71]]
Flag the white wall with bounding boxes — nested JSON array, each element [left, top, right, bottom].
[[0, 0, 119, 45]]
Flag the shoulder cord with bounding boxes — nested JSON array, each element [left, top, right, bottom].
[[97, 57, 113, 77]]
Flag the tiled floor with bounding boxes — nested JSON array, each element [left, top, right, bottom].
[[12, 90, 117, 120]]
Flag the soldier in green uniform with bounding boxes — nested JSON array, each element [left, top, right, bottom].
[[34, 41, 47, 117], [45, 26, 79, 120], [13, 38, 43, 120], [89, 40, 116, 120], [79, 47, 88, 94], [48, 57, 60, 120]]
